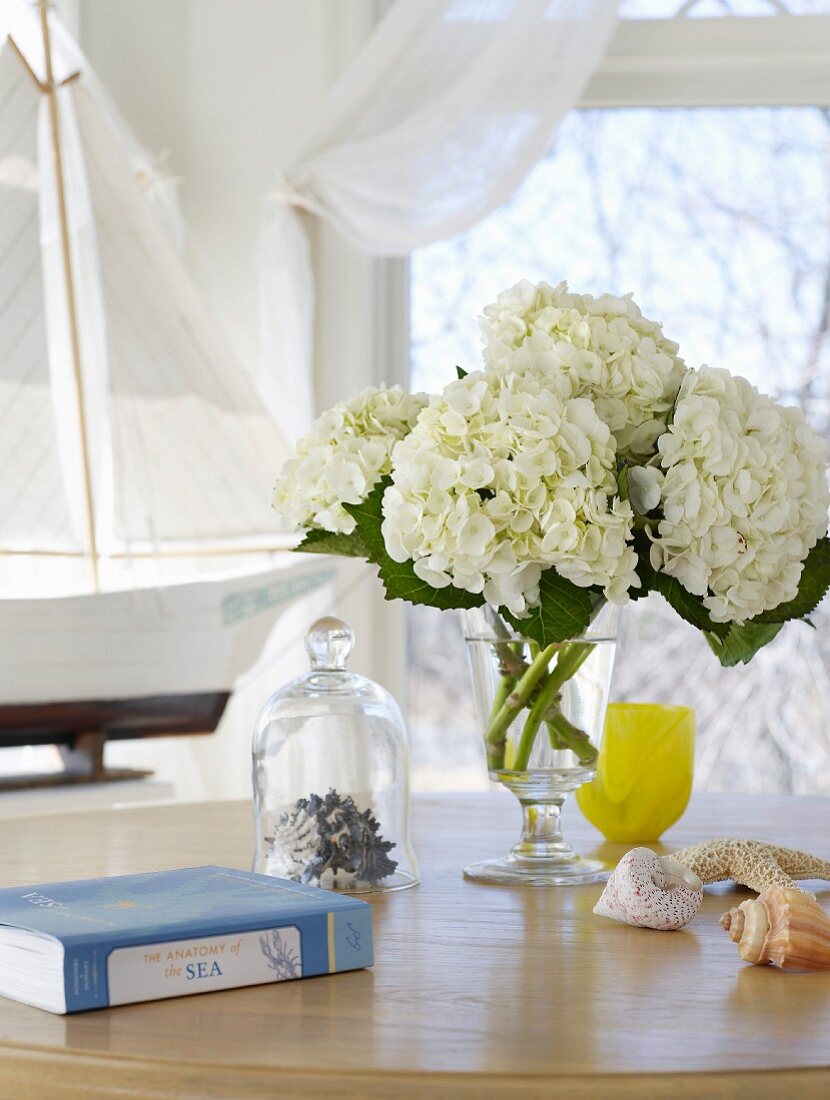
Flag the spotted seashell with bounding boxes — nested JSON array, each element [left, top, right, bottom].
[[594, 847, 704, 930]]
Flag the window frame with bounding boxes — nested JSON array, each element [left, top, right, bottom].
[[587, 14, 830, 107]]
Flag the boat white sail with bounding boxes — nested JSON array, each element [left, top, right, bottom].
[[0, 2, 331, 759]]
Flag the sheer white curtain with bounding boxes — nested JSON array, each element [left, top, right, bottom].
[[259, 0, 619, 439]]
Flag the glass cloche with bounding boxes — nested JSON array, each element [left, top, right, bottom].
[[252, 617, 419, 893]]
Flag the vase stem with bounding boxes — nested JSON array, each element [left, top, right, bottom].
[[511, 799, 574, 865]]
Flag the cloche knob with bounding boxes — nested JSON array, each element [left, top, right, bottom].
[[304, 616, 355, 671]]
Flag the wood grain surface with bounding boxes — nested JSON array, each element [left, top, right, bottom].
[[0, 791, 828, 1099]]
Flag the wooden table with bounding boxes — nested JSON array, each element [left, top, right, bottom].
[[0, 792, 829, 1099]]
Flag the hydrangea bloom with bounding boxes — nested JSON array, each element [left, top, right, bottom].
[[480, 280, 686, 459], [649, 367, 830, 623], [272, 385, 427, 534], [381, 366, 639, 615]]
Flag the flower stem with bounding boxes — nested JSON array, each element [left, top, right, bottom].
[[511, 642, 594, 770], [485, 672, 516, 768], [547, 711, 597, 766], [484, 643, 557, 762], [481, 587, 604, 775], [490, 672, 515, 718], [512, 669, 562, 771]]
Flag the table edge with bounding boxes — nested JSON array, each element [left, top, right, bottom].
[[2, 1044, 829, 1100]]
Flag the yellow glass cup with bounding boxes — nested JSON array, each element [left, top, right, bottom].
[[576, 703, 695, 843]]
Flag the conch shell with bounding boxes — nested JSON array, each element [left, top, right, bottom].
[[594, 847, 704, 930], [721, 886, 830, 970]]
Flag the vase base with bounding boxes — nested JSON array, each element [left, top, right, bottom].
[[463, 854, 610, 887]]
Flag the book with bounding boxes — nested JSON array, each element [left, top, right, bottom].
[[0, 865, 373, 1014]]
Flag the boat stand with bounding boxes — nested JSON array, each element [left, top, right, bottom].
[[0, 732, 152, 793], [0, 692, 229, 792]]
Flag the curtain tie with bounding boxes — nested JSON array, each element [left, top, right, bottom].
[[265, 172, 321, 216]]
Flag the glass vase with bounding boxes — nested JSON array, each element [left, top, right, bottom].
[[462, 603, 620, 886]]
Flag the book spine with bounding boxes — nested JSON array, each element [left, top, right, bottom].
[[62, 906, 372, 1012]]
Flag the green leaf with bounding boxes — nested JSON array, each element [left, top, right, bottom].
[[706, 621, 783, 667], [652, 573, 730, 639], [628, 528, 655, 602], [455, 365, 468, 380], [342, 480, 389, 562], [295, 528, 369, 559], [501, 567, 593, 647], [344, 479, 485, 611], [616, 464, 630, 504], [752, 537, 830, 624], [374, 561, 486, 610]]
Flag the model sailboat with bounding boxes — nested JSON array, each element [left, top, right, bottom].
[[0, 1, 332, 782]]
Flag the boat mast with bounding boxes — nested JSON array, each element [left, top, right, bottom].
[[37, 0, 100, 591]]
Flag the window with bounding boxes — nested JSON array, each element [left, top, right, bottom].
[[406, 6, 830, 794]]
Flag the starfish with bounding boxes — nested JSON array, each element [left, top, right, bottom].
[[671, 839, 830, 897]]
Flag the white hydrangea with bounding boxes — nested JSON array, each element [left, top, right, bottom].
[[480, 280, 686, 459], [628, 464, 663, 515], [649, 366, 830, 624], [381, 365, 639, 616], [272, 385, 427, 535]]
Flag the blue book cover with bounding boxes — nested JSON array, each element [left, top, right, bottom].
[[0, 865, 373, 1014]]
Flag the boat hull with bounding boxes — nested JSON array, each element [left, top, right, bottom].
[[0, 556, 337, 707]]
